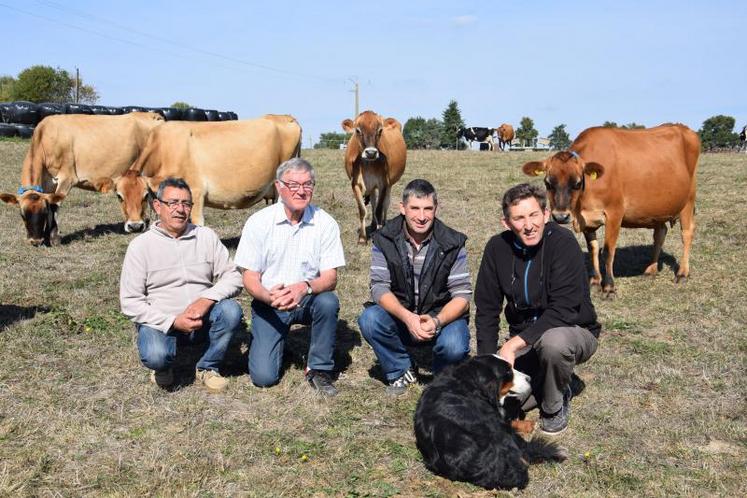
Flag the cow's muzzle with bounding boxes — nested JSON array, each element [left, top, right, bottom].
[[552, 212, 572, 224], [362, 147, 380, 161], [124, 221, 146, 233]]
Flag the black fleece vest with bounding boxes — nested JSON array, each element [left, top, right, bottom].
[[373, 215, 467, 315]]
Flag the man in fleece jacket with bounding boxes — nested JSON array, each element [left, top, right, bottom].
[[474, 183, 601, 436], [120, 177, 243, 392]]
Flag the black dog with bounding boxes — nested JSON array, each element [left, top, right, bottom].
[[414, 355, 566, 490]]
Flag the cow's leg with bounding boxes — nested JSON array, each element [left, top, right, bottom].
[[584, 230, 602, 288], [190, 190, 206, 226], [352, 181, 368, 244], [368, 186, 380, 232], [375, 185, 391, 230], [675, 197, 696, 284], [644, 224, 668, 276], [601, 219, 622, 298], [47, 175, 75, 246]]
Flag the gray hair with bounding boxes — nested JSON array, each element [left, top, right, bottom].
[[275, 157, 316, 182], [402, 178, 438, 205], [156, 177, 192, 200], [501, 183, 547, 218]]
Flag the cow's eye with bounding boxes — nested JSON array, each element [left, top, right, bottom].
[[544, 180, 555, 192], [355, 128, 362, 135], [571, 179, 583, 190], [116, 192, 124, 202]]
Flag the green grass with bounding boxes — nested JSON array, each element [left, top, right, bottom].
[[0, 142, 745, 497]]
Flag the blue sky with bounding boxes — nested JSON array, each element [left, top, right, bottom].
[[2, 0, 745, 146]]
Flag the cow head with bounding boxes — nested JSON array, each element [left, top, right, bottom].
[[342, 110, 393, 161], [522, 151, 604, 225], [92, 171, 151, 233], [0, 190, 65, 246]]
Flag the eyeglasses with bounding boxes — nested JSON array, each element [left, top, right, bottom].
[[277, 179, 315, 192], [158, 198, 193, 209]]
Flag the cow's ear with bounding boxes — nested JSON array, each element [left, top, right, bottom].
[[341, 119, 355, 133], [522, 161, 546, 177], [148, 176, 165, 192], [383, 118, 401, 131], [584, 162, 604, 181], [91, 177, 115, 193], [0, 193, 19, 205], [46, 193, 66, 205]]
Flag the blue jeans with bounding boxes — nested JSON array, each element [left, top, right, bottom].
[[137, 299, 243, 372], [358, 304, 470, 382], [249, 291, 339, 387]]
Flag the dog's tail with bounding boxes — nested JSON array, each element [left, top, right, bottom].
[[522, 437, 568, 464]]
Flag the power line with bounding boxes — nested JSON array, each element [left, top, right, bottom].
[[2, 0, 343, 84]]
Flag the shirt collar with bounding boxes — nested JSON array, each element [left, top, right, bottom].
[[152, 221, 197, 239], [272, 201, 316, 226]]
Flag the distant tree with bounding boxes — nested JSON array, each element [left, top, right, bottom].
[[404, 116, 443, 149], [602, 121, 618, 128], [10, 65, 99, 103], [171, 101, 191, 110], [548, 124, 571, 150], [622, 122, 645, 129], [440, 99, 466, 149], [515, 116, 538, 147], [314, 131, 350, 149], [0, 75, 15, 102], [699, 115, 739, 151]]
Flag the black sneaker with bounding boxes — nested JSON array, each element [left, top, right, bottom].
[[539, 385, 572, 436], [306, 370, 338, 397], [385, 368, 417, 397]]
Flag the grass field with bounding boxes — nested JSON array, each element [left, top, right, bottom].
[[0, 139, 745, 497]]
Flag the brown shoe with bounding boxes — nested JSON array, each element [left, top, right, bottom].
[[195, 369, 229, 393]]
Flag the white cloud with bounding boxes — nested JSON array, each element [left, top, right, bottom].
[[452, 15, 477, 27]]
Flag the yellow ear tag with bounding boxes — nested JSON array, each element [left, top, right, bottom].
[[589, 172, 598, 180], [534, 169, 543, 176]]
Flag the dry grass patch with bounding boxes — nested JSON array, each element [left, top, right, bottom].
[[0, 143, 745, 496]]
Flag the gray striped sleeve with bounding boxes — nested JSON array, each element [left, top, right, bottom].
[[447, 247, 472, 300], [370, 244, 391, 303]]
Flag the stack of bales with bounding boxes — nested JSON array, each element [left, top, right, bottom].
[[0, 101, 239, 139]]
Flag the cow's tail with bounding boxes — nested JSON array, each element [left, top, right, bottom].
[[293, 129, 302, 158]]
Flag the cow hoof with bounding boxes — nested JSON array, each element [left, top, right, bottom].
[[50, 235, 62, 247], [674, 274, 688, 285], [601, 287, 617, 299], [643, 265, 658, 277], [357, 237, 368, 245], [589, 277, 601, 288]]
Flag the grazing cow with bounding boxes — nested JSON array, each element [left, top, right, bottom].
[[116, 115, 302, 227], [521, 124, 699, 297], [0, 112, 165, 245], [740, 126, 746, 152], [342, 110, 407, 244], [457, 127, 495, 150], [496, 123, 515, 151]]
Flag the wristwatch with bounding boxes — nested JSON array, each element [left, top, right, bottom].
[[305, 281, 313, 295], [432, 315, 442, 334]]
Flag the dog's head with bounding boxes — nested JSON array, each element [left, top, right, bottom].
[[452, 355, 531, 407]]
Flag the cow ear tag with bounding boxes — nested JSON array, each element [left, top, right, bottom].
[[534, 169, 543, 176], [589, 172, 598, 180]]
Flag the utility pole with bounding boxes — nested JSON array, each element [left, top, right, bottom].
[[75, 67, 80, 103], [348, 77, 359, 118]]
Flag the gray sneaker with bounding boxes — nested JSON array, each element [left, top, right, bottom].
[[385, 368, 417, 396], [539, 385, 572, 436], [306, 370, 338, 397]]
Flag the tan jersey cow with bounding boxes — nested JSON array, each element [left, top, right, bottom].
[[118, 115, 302, 226], [496, 124, 514, 151], [342, 110, 407, 244], [0, 112, 164, 245], [522, 123, 699, 297]]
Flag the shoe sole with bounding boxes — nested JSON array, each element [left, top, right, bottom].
[[537, 425, 568, 437]]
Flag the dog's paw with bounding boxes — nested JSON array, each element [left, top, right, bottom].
[[511, 419, 535, 434]]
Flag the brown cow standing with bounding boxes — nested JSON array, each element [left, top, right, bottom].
[[496, 124, 514, 151], [342, 110, 407, 244], [522, 123, 699, 297], [115, 114, 302, 227], [0, 112, 165, 245]]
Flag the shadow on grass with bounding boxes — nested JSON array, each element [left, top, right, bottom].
[[61, 222, 125, 245], [584, 244, 679, 278], [367, 345, 437, 387], [0, 304, 50, 331]]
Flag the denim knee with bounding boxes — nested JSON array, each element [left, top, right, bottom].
[[139, 338, 172, 371], [250, 367, 280, 388], [434, 334, 469, 363], [358, 305, 386, 342], [312, 292, 340, 317], [214, 299, 243, 328]]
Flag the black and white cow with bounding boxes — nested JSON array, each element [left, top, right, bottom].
[[458, 127, 495, 151]]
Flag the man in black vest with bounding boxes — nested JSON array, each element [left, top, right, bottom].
[[358, 179, 472, 396], [475, 183, 600, 435]]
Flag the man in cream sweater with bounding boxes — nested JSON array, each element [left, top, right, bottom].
[[120, 177, 243, 392]]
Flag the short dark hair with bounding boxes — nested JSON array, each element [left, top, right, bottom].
[[402, 178, 438, 205], [501, 183, 547, 218], [156, 177, 192, 200]]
